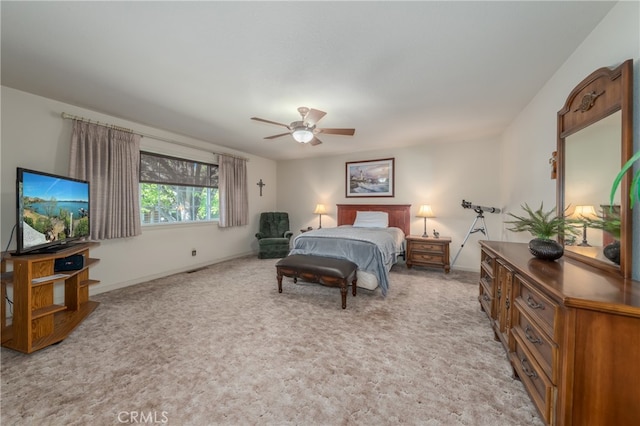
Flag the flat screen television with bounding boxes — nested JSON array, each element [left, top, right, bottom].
[[16, 167, 90, 255]]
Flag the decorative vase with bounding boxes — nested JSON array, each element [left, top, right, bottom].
[[603, 240, 621, 265], [528, 238, 564, 261]]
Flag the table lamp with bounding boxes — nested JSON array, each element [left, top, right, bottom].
[[313, 204, 327, 229], [571, 205, 597, 246], [416, 205, 435, 237]]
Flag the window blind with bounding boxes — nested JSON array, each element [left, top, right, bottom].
[[140, 151, 219, 188]]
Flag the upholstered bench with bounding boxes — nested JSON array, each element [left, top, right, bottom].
[[275, 255, 358, 309]]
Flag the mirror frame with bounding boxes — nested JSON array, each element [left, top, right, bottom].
[[557, 59, 633, 278]]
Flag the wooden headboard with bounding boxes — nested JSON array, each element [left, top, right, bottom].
[[336, 204, 412, 235]]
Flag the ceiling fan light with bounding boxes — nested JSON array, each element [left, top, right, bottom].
[[292, 127, 314, 143]]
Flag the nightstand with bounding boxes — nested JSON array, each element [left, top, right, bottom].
[[405, 235, 451, 273]]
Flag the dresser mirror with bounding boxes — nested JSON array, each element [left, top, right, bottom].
[[557, 59, 633, 278]]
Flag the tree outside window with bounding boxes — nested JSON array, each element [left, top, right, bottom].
[[139, 152, 219, 225]]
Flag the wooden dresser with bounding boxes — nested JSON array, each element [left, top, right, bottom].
[[479, 241, 640, 426]]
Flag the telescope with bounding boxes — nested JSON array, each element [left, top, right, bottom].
[[461, 200, 500, 214], [452, 200, 501, 267]]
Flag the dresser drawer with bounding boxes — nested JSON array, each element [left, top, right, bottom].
[[481, 250, 495, 274], [479, 281, 493, 319], [480, 268, 493, 295], [518, 278, 559, 339], [513, 300, 558, 382], [512, 334, 555, 425]]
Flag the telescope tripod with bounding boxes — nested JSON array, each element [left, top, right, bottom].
[[451, 208, 489, 267]]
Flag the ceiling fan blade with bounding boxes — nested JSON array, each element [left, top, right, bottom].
[[310, 137, 323, 146], [317, 128, 356, 136], [264, 132, 291, 140], [304, 108, 327, 126], [251, 117, 291, 129]]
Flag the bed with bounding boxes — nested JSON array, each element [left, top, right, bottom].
[[288, 204, 410, 295]]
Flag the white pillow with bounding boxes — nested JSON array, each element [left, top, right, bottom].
[[353, 211, 389, 228]]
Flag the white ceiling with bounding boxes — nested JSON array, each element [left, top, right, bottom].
[[1, 1, 615, 161]]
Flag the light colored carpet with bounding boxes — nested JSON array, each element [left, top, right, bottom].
[[1, 256, 543, 426]]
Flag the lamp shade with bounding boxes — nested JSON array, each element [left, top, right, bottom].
[[313, 204, 327, 215], [571, 205, 597, 220], [292, 127, 314, 143], [416, 205, 435, 218]]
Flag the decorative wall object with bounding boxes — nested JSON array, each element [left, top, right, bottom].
[[345, 158, 395, 197], [549, 151, 557, 179], [257, 179, 265, 196]]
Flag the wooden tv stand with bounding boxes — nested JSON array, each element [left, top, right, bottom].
[[1, 242, 100, 353]]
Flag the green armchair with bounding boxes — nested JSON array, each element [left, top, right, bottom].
[[255, 212, 294, 259]]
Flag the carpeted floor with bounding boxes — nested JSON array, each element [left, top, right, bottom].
[[1, 256, 543, 425]]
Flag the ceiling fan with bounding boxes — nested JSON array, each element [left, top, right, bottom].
[[251, 107, 355, 146]]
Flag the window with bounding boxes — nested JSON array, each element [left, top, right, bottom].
[[139, 151, 219, 224]]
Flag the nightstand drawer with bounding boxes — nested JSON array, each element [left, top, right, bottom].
[[410, 241, 445, 252], [412, 252, 444, 263]]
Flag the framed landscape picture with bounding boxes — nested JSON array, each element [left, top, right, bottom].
[[345, 158, 395, 197]]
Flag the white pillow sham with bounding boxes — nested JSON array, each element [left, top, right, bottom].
[[353, 211, 389, 228]]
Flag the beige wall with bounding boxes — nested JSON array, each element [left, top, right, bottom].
[[0, 87, 277, 294], [277, 138, 503, 272], [500, 1, 639, 279]]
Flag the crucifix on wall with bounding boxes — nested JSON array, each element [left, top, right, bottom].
[[257, 179, 266, 196]]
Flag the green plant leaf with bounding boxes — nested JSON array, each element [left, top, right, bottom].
[[506, 202, 579, 239], [631, 168, 640, 207], [610, 150, 640, 209], [584, 208, 621, 239]]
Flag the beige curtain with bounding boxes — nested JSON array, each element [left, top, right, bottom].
[[69, 120, 142, 240], [218, 154, 248, 228]]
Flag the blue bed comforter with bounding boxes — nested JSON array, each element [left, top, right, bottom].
[[288, 226, 405, 296]]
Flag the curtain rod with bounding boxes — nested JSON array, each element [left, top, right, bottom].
[[61, 112, 249, 162]]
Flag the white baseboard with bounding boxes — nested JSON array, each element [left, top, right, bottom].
[[90, 251, 256, 295], [450, 265, 481, 273]]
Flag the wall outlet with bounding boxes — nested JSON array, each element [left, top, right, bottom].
[[191, 249, 197, 256]]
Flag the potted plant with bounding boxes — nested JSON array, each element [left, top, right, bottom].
[[584, 209, 622, 264], [506, 203, 579, 261], [584, 210, 621, 239]]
